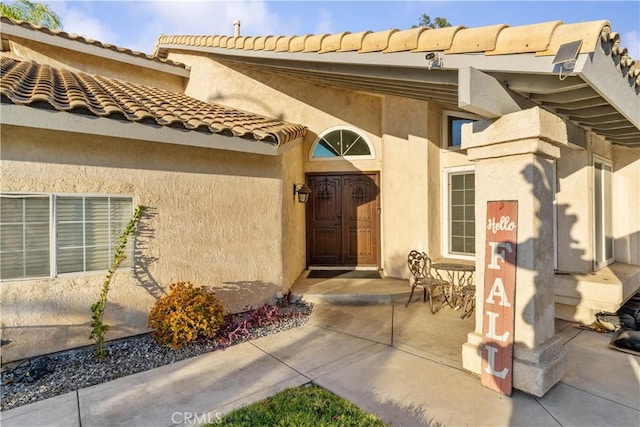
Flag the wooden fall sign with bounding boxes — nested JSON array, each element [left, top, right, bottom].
[[481, 201, 518, 396]]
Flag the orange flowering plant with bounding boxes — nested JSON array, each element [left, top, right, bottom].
[[148, 281, 225, 349]]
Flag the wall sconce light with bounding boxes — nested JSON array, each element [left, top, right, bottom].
[[294, 183, 311, 204]]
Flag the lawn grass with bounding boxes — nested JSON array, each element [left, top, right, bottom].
[[209, 384, 388, 427]]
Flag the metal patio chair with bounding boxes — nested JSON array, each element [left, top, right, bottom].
[[459, 285, 476, 319], [405, 250, 449, 314]]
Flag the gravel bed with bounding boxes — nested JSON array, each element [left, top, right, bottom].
[[1, 300, 312, 411]]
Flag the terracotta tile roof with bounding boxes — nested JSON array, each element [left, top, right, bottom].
[[154, 20, 639, 88], [0, 56, 306, 146], [1, 16, 188, 70]]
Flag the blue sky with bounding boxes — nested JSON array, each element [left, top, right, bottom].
[[44, 1, 639, 57]]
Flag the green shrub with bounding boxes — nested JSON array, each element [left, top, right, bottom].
[[148, 281, 225, 349]]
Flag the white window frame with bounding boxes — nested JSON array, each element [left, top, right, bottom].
[[309, 125, 376, 161], [0, 192, 134, 281], [552, 160, 558, 270], [0, 193, 51, 280], [442, 165, 475, 261], [592, 155, 614, 270], [442, 110, 480, 150]]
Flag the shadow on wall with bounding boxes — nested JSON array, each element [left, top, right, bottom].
[[0, 301, 153, 363], [208, 60, 382, 137], [215, 281, 282, 314], [2, 126, 282, 178], [133, 206, 163, 300], [386, 252, 412, 280], [478, 160, 577, 405]]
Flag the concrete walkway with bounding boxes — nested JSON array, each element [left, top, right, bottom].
[[2, 275, 639, 426]]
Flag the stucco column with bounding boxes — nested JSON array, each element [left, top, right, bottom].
[[461, 107, 569, 397]]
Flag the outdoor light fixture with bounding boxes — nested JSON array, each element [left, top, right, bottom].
[[294, 183, 311, 204], [425, 52, 443, 70], [552, 40, 582, 80]]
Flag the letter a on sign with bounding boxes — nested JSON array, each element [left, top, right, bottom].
[[481, 201, 517, 396]]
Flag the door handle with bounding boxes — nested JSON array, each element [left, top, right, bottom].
[[337, 212, 342, 218]]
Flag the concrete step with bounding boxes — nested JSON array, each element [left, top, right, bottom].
[[554, 262, 640, 323]]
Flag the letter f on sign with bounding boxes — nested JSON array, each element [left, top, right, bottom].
[[488, 242, 512, 270]]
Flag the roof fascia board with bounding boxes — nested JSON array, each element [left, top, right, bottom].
[[444, 51, 589, 75], [458, 66, 534, 118], [159, 43, 591, 79], [499, 74, 589, 95], [1, 103, 289, 156], [3, 25, 190, 78], [578, 45, 640, 129], [159, 44, 458, 85]]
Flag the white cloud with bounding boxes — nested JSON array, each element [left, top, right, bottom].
[[622, 30, 639, 60], [125, 1, 286, 53], [313, 8, 335, 35], [50, 1, 119, 45], [46, 1, 288, 54]]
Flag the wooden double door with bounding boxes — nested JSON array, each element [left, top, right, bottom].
[[306, 173, 380, 267]]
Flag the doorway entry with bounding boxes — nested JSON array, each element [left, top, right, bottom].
[[306, 172, 380, 267]]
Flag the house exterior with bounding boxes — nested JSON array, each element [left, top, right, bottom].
[[1, 17, 638, 396]]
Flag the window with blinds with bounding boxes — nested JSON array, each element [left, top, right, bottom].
[[56, 196, 133, 274], [0, 196, 50, 280], [0, 194, 133, 280]]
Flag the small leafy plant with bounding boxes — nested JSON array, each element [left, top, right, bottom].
[[90, 205, 145, 361], [148, 281, 225, 349]]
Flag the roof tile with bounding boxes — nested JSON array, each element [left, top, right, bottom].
[[290, 35, 311, 52], [338, 31, 372, 52], [276, 36, 295, 52], [0, 56, 306, 146], [242, 37, 256, 50], [487, 21, 562, 55], [384, 27, 426, 53], [360, 29, 399, 53], [412, 26, 464, 52], [0, 17, 188, 70], [264, 36, 282, 51], [536, 20, 610, 56], [319, 32, 350, 54], [253, 36, 269, 51], [303, 34, 328, 52], [445, 24, 509, 54]]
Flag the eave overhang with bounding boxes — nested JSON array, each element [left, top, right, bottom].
[[157, 37, 640, 146], [1, 19, 190, 78], [0, 103, 303, 156]]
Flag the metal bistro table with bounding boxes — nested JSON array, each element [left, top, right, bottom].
[[432, 262, 476, 319]]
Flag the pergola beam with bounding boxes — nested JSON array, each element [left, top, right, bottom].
[[458, 67, 533, 118]]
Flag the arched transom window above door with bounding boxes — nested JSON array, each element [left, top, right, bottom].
[[310, 126, 375, 161]]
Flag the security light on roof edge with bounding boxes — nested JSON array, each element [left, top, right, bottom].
[[425, 52, 443, 70], [552, 40, 583, 80]]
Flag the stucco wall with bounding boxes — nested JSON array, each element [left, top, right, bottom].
[[612, 144, 640, 266], [8, 39, 186, 92], [380, 95, 432, 278], [164, 51, 474, 278], [556, 132, 640, 272], [556, 146, 592, 272], [1, 125, 288, 362], [166, 52, 385, 180], [280, 144, 307, 287]]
